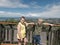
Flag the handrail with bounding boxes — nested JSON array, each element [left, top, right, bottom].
[[53, 25, 60, 27], [0, 22, 17, 24], [0, 21, 60, 26]]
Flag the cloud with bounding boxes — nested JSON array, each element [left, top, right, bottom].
[[27, 13, 38, 17], [0, 11, 25, 17], [27, 4, 60, 18], [0, 0, 41, 8], [0, 4, 60, 18], [30, 1, 41, 8], [0, 0, 29, 8], [40, 4, 60, 18]]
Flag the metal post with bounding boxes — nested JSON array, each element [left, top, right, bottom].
[[46, 25, 52, 45], [9, 24, 14, 44]]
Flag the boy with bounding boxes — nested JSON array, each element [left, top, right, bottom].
[[32, 19, 54, 45]]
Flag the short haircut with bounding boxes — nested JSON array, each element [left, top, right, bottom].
[[38, 18, 44, 21]]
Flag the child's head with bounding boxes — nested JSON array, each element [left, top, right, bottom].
[[37, 18, 44, 24], [20, 16, 25, 23]]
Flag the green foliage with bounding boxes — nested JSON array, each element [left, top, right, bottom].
[[5, 18, 18, 23]]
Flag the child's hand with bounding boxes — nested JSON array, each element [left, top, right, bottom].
[[26, 23, 29, 26], [20, 38, 23, 41], [24, 38, 28, 42], [50, 24, 54, 26]]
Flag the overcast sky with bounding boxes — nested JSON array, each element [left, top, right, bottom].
[[0, 0, 60, 18]]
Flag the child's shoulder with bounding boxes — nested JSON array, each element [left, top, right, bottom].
[[18, 22, 21, 25]]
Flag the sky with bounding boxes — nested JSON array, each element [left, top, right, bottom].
[[0, 0, 60, 18]]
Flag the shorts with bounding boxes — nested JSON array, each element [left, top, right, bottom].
[[32, 35, 41, 44], [18, 37, 28, 43], [18, 38, 24, 42]]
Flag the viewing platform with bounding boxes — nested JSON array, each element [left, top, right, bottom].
[[0, 21, 60, 45]]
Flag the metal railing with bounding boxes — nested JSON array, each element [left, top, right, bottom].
[[48, 26, 60, 45], [0, 24, 60, 45]]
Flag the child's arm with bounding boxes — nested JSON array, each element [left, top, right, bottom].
[[43, 23, 54, 26], [24, 22, 35, 26]]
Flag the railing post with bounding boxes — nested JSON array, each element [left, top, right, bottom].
[[0, 24, 1, 45], [46, 25, 52, 45], [58, 29, 60, 45], [0, 24, 5, 44], [9, 24, 14, 44]]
